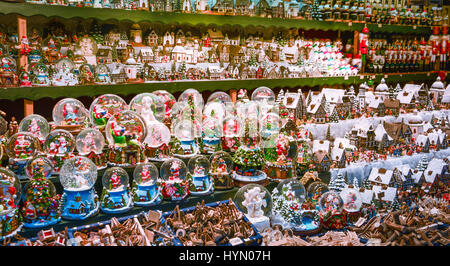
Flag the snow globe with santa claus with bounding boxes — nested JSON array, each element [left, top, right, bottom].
[[0, 167, 23, 240], [52, 98, 89, 134], [44, 129, 75, 173], [209, 151, 234, 190], [105, 110, 147, 166], [187, 155, 214, 196], [340, 186, 363, 224], [59, 156, 99, 220], [221, 116, 242, 153], [100, 167, 133, 214], [234, 184, 272, 232], [94, 64, 111, 84], [262, 131, 298, 181], [6, 132, 40, 179], [153, 90, 176, 129], [131, 163, 162, 206], [18, 114, 50, 144], [89, 94, 128, 130], [75, 128, 106, 170], [318, 191, 346, 229], [143, 122, 171, 162], [160, 158, 190, 201]]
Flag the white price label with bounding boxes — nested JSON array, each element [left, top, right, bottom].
[[360, 75, 364, 79], [413, 25, 417, 29], [344, 75, 349, 80], [378, 24, 382, 28], [348, 22, 352, 26], [229, 237, 244, 246], [384, 74, 388, 79]]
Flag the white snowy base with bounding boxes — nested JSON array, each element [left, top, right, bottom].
[[246, 215, 270, 232]]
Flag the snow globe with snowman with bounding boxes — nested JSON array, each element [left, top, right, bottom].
[[221, 116, 242, 153], [18, 114, 50, 144], [94, 64, 111, 84], [234, 184, 272, 232], [52, 98, 89, 134], [131, 163, 162, 206], [31, 63, 51, 86], [187, 155, 214, 196], [340, 186, 363, 224], [59, 156, 99, 220], [318, 191, 346, 229], [89, 94, 128, 130], [44, 129, 75, 173], [100, 167, 133, 214], [51, 58, 79, 86], [75, 128, 106, 169], [209, 151, 234, 190], [160, 158, 190, 201], [0, 167, 23, 241], [6, 132, 40, 179]]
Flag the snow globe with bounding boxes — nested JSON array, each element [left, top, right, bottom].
[[207, 91, 232, 105], [234, 184, 272, 231], [160, 158, 190, 201], [52, 98, 89, 134], [31, 63, 51, 86], [131, 163, 162, 206], [0, 55, 17, 87], [0, 167, 23, 240], [260, 112, 281, 141], [18, 114, 50, 144], [144, 122, 171, 162], [305, 181, 329, 210], [263, 132, 298, 181], [251, 86, 276, 116], [105, 110, 147, 166], [171, 119, 200, 158], [129, 92, 165, 124], [209, 151, 234, 190], [6, 132, 40, 179], [59, 156, 99, 220], [271, 179, 320, 235], [318, 191, 346, 229], [231, 117, 267, 187], [19, 71, 32, 87], [201, 116, 222, 154], [187, 155, 214, 195], [79, 63, 95, 85], [44, 129, 75, 173], [75, 128, 106, 169], [153, 90, 176, 128], [21, 158, 61, 228], [340, 187, 362, 224], [51, 58, 78, 86], [94, 64, 111, 84], [100, 167, 133, 214], [221, 116, 241, 153], [89, 94, 128, 130], [178, 88, 204, 110]]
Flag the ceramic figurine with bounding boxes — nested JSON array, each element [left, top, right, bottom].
[[100, 167, 133, 214], [160, 158, 190, 201], [44, 129, 75, 173], [75, 128, 106, 170], [89, 94, 128, 129], [187, 155, 214, 196], [131, 163, 162, 206], [234, 184, 272, 231], [0, 168, 23, 240], [43, 37, 61, 63]]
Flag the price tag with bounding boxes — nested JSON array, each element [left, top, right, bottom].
[[229, 237, 244, 246], [378, 24, 382, 28], [348, 22, 353, 26], [427, 72, 430, 76], [371, 75, 376, 79], [344, 75, 349, 80], [384, 74, 388, 79], [360, 75, 364, 79], [413, 25, 417, 29]]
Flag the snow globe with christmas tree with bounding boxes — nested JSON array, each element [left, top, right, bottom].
[[318, 191, 346, 229], [234, 184, 272, 231], [52, 98, 89, 134], [94, 64, 111, 84], [21, 157, 61, 228], [0, 167, 23, 241], [44, 129, 76, 173], [171, 119, 200, 159], [201, 116, 222, 154], [251, 86, 276, 117], [187, 155, 214, 196], [153, 90, 177, 129], [221, 116, 242, 153], [259, 112, 281, 141], [105, 110, 147, 166], [6, 132, 40, 179], [143, 122, 172, 162], [263, 131, 298, 181], [177, 89, 204, 153], [89, 94, 128, 130], [18, 114, 50, 144], [131, 163, 162, 206], [59, 156, 99, 220], [75, 128, 106, 169], [51, 58, 79, 86], [340, 185, 363, 224], [31, 63, 51, 86], [100, 167, 133, 214], [160, 158, 190, 201], [231, 116, 267, 187], [209, 151, 234, 190]]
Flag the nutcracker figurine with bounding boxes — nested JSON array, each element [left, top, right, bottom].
[[441, 26, 448, 70], [359, 26, 370, 73], [431, 27, 441, 71]]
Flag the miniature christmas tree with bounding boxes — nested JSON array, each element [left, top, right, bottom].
[[332, 172, 346, 193], [416, 155, 429, 171], [179, 61, 187, 79], [296, 54, 305, 66], [90, 21, 103, 45], [352, 177, 359, 189], [275, 32, 286, 47], [248, 52, 258, 67]]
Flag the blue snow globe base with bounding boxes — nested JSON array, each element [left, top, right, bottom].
[[61, 188, 99, 220], [201, 138, 221, 154], [189, 174, 214, 196], [100, 189, 133, 214], [178, 139, 198, 158], [132, 183, 162, 207], [8, 159, 27, 180], [24, 215, 61, 229]]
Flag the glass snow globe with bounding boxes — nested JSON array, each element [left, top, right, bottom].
[[0, 167, 23, 240], [59, 156, 99, 220], [251, 87, 276, 116], [6, 132, 40, 179], [172, 119, 200, 158], [262, 132, 298, 181], [160, 158, 189, 201], [260, 112, 281, 140], [52, 58, 78, 86], [31, 63, 50, 86], [203, 101, 227, 122], [100, 167, 133, 214], [0, 56, 17, 87], [132, 163, 162, 206], [94, 64, 111, 84], [201, 116, 222, 154], [25, 156, 53, 179], [178, 88, 204, 110], [209, 151, 234, 190], [143, 122, 171, 162], [187, 155, 213, 195], [221, 116, 242, 152], [153, 90, 176, 127], [89, 94, 128, 129], [234, 184, 272, 231], [19, 71, 32, 87], [207, 91, 232, 105], [318, 191, 346, 229], [105, 110, 147, 166], [75, 128, 106, 169], [340, 187, 363, 224], [44, 129, 75, 173], [306, 181, 329, 209], [52, 98, 88, 133], [79, 63, 95, 85], [18, 114, 50, 144], [129, 93, 165, 124]]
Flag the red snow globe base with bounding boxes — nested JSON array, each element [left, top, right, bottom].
[[320, 212, 347, 230]]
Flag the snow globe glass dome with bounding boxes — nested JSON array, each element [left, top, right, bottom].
[[18, 114, 50, 143], [52, 98, 88, 131], [100, 167, 133, 214], [132, 163, 162, 206], [44, 129, 75, 162], [172, 119, 200, 158], [306, 181, 329, 203], [0, 55, 16, 73], [6, 132, 40, 179], [52, 58, 78, 86], [129, 93, 165, 124], [318, 191, 343, 214], [19, 71, 32, 87], [203, 101, 227, 121], [89, 94, 128, 129], [25, 156, 53, 179], [94, 64, 111, 84], [59, 156, 99, 220], [262, 132, 298, 181], [178, 88, 204, 110], [31, 63, 50, 86], [75, 128, 106, 169], [221, 116, 242, 152], [234, 184, 272, 231], [207, 91, 232, 104], [251, 87, 275, 115], [79, 63, 94, 83], [209, 151, 234, 189], [143, 122, 171, 162], [153, 90, 176, 125], [187, 155, 213, 195], [260, 112, 281, 140], [0, 167, 23, 239], [237, 100, 260, 122], [201, 116, 222, 154], [340, 187, 362, 213], [160, 158, 189, 201]]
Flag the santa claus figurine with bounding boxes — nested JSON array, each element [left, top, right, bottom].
[[110, 172, 122, 189]]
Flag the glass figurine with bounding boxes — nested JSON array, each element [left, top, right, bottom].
[[0, 167, 23, 240], [160, 158, 190, 201], [89, 94, 128, 129], [234, 184, 272, 231], [100, 167, 133, 214], [187, 155, 214, 195], [75, 128, 106, 169], [209, 151, 234, 190], [132, 163, 162, 206]]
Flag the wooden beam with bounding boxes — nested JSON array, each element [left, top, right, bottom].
[[17, 15, 34, 116]]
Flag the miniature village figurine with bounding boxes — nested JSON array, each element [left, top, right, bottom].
[[131, 163, 162, 206], [100, 167, 133, 214], [187, 155, 214, 196]]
